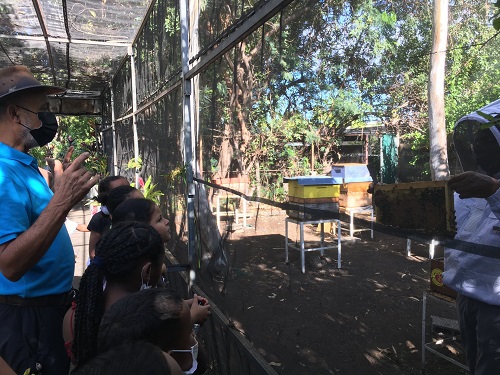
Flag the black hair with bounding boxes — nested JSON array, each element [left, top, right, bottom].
[[71, 340, 172, 375], [95, 176, 128, 205], [72, 221, 165, 366], [111, 198, 156, 225], [106, 185, 141, 215], [98, 288, 185, 353]]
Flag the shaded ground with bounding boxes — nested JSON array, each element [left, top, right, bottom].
[[207, 209, 467, 375]]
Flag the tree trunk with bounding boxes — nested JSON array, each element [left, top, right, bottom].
[[428, 0, 450, 181], [190, 0, 227, 277]]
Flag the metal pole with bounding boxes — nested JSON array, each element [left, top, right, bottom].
[[180, 0, 196, 267], [129, 45, 140, 188], [110, 88, 118, 176], [379, 135, 384, 184]]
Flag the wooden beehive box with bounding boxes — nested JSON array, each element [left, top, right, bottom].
[[211, 176, 249, 193], [373, 181, 456, 235], [339, 182, 372, 208]]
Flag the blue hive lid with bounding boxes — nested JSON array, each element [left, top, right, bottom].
[[284, 176, 339, 185]]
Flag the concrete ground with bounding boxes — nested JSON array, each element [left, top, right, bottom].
[[67, 201, 93, 277]]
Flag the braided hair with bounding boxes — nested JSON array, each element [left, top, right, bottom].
[[72, 221, 165, 366], [95, 176, 128, 205], [98, 288, 185, 353]]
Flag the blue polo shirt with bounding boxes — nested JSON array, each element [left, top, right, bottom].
[[0, 142, 74, 297]]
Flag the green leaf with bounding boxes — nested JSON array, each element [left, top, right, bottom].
[[493, 16, 500, 31], [477, 110, 496, 122]]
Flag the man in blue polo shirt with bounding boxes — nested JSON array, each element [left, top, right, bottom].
[[0, 66, 99, 374]]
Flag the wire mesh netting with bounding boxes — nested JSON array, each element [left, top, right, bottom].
[[0, 0, 150, 97], [2, 0, 500, 373]]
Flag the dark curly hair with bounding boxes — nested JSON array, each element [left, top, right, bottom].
[[95, 176, 128, 205], [106, 185, 142, 215], [72, 221, 165, 366], [71, 340, 173, 375], [111, 198, 156, 225]]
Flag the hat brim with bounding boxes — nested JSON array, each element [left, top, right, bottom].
[[0, 84, 66, 102]]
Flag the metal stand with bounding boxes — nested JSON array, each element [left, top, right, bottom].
[[285, 217, 342, 273], [216, 194, 247, 230], [421, 290, 468, 371], [345, 205, 374, 238], [407, 235, 442, 259]]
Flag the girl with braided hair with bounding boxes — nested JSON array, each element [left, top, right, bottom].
[[111, 199, 211, 374], [112, 198, 211, 322], [63, 221, 165, 367]]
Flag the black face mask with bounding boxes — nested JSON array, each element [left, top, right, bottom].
[[17, 105, 59, 147], [30, 112, 58, 147]]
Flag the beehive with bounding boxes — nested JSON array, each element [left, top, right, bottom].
[[339, 182, 372, 208], [373, 181, 456, 235], [285, 176, 340, 219], [286, 176, 340, 199]]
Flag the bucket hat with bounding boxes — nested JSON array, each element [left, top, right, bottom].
[[0, 65, 65, 103]]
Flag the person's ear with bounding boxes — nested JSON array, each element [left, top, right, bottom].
[[141, 261, 152, 282], [6, 103, 19, 122]]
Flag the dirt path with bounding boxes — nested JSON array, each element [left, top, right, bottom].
[[212, 210, 467, 375]]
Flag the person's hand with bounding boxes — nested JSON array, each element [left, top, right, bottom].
[[448, 171, 500, 199], [189, 294, 211, 324], [46, 146, 74, 184], [50, 151, 99, 211]]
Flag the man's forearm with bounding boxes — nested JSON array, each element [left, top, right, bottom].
[[0, 200, 69, 281], [0, 152, 97, 281]]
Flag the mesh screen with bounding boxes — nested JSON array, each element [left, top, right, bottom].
[[112, 59, 133, 118], [0, 0, 152, 96], [134, 0, 182, 104], [0, 1, 42, 36], [105, 1, 319, 373], [197, 0, 268, 56], [5, 0, 498, 373]]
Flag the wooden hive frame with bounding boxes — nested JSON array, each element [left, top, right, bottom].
[[373, 181, 456, 236]]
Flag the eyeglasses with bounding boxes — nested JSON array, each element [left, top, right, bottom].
[[16, 105, 38, 116], [16, 105, 49, 115]]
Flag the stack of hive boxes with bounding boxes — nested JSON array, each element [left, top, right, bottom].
[[330, 164, 373, 208], [285, 176, 340, 220]]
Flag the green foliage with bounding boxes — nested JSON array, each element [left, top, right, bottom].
[[164, 165, 187, 188], [477, 110, 500, 130], [84, 152, 108, 176], [29, 115, 106, 175], [198, 0, 500, 186], [493, 0, 500, 30], [142, 175, 164, 205], [127, 157, 143, 171]]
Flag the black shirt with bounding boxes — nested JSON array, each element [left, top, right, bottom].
[[87, 211, 111, 234]]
